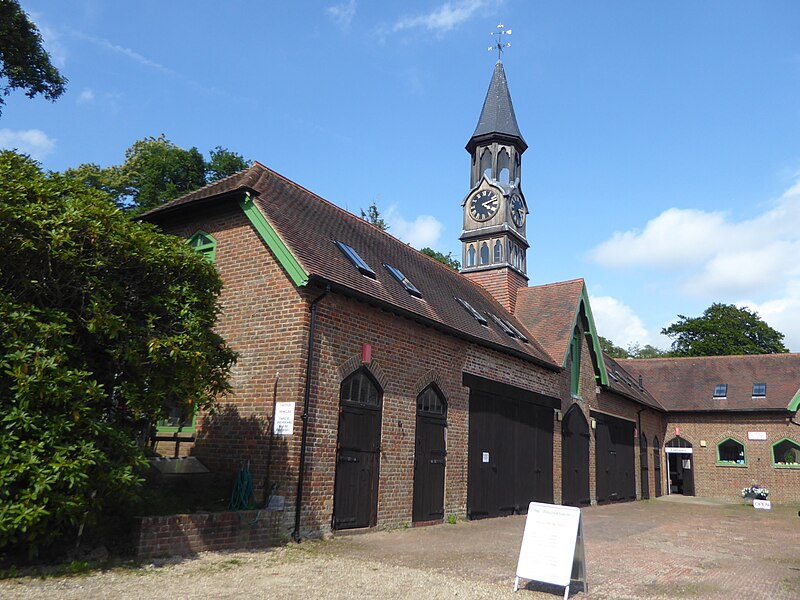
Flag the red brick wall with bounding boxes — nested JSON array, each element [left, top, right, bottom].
[[136, 510, 284, 559], [664, 413, 800, 503], [462, 267, 528, 313]]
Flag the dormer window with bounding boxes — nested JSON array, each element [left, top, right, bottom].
[[713, 384, 728, 398], [334, 240, 375, 278], [383, 263, 421, 298], [752, 383, 766, 398]]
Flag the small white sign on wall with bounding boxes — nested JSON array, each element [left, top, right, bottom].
[[482, 452, 490, 463], [748, 431, 767, 441], [273, 402, 295, 435]]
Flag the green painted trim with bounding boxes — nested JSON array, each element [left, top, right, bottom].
[[788, 388, 800, 412], [239, 193, 309, 287], [188, 230, 217, 263], [157, 407, 197, 434], [771, 437, 800, 467], [561, 283, 609, 386], [716, 437, 746, 466]]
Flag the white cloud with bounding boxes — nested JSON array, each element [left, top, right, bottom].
[[737, 281, 800, 352], [385, 206, 443, 249], [327, 0, 357, 31], [589, 295, 653, 348], [393, 0, 490, 33], [0, 129, 56, 160], [77, 88, 95, 104], [69, 29, 173, 74]]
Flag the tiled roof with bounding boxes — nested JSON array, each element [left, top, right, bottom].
[[603, 355, 665, 411], [468, 60, 526, 151], [514, 279, 585, 365], [623, 354, 800, 412], [144, 162, 558, 370]]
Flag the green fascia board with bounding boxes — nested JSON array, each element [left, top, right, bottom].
[[788, 387, 800, 412], [239, 193, 309, 287], [562, 283, 608, 386]]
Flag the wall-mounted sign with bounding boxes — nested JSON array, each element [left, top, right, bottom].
[[748, 431, 767, 441], [482, 452, 490, 463], [273, 402, 295, 435]]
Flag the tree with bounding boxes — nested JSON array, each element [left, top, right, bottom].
[[626, 343, 668, 359], [206, 146, 249, 182], [360, 201, 389, 231], [0, 151, 236, 557], [598, 335, 629, 359], [420, 247, 461, 271], [0, 0, 67, 116], [64, 136, 250, 214], [661, 303, 788, 356]]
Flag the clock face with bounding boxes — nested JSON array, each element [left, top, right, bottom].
[[469, 189, 500, 222], [510, 194, 525, 227]]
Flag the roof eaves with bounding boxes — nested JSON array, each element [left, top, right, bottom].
[[788, 387, 800, 412], [560, 282, 608, 385]]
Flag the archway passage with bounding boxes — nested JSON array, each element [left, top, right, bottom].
[[665, 436, 694, 496], [561, 405, 590, 507], [412, 385, 447, 523], [333, 369, 382, 530]]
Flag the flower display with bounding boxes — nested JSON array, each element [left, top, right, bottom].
[[741, 485, 769, 500]]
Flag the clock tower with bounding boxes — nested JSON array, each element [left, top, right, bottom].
[[460, 58, 529, 313]]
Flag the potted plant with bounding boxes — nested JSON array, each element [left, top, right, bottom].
[[741, 484, 769, 502]]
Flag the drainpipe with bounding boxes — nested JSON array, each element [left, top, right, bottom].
[[292, 286, 330, 543]]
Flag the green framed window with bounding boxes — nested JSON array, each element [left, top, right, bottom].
[[157, 399, 197, 433], [772, 438, 800, 468], [716, 437, 746, 466], [188, 231, 217, 263]]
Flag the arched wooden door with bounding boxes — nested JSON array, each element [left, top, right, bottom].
[[561, 405, 590, 506], [653, 436, 662, 497], [412, 385, 447, 523], [640, 432, 649, 499], [333, 369, 383, 530]]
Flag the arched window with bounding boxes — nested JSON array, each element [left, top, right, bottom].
[[340, 369, 381, 407], [467, 245, 476, 267], [716, 438, 746, 465], [480, 242, 489, 265], [480, 148, 492, 180], [771, 438, 800, 467], [497, 148, 510, 183], [417, 385, 446, 417], [493, 240, 502, 263]]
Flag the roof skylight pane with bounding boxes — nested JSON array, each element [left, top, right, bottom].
[[502, 318, 529, 343], [334, 240, 376, 278], [487, 312, 516, 337], [752, 383, 766, 397], [454, 297, 488, 326], [713, 383, 728, 398], [383, 263, 422, 297]]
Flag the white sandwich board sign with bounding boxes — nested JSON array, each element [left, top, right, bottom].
[[514, 502, 587, 599]]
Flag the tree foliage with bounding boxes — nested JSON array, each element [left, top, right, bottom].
[[360, 201, 389, 231], [598, 335, 629, 359], [64, 135, 249, 214], [0, 0, 67, 116], [0, 151, 236, 557], [421, 247, 461, 271], [598, 335, 668, 359], [661, 303, 788, 356]]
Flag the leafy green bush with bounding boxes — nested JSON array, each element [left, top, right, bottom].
[[0, 151, 235, 558]]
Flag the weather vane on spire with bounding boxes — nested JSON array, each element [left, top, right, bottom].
[[489, 23, 512, 60]]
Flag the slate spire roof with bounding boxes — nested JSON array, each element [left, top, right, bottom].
[[467, 60, 527, 152]]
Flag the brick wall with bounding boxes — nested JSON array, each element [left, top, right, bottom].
[[664, 413, 800, 503], [136, 510, 285, 559], [462, 267, 528, 313]]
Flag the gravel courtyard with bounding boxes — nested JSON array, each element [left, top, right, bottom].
[[2, 496, 798, 600]]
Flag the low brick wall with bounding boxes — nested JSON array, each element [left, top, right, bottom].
[[136, 510, 286, 559]]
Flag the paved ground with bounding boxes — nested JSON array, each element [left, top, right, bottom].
[[2, 496, 799, 599]]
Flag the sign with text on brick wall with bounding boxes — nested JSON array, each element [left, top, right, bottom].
[[273, 402, 295, 435], [514, 502, 587, 599]]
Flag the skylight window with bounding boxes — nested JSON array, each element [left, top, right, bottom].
[[713, 384, 728, 398], [503, 319, 529, 343], [334, 240, 375, 278], [487, 312, 516, 337], [454, 297, 488, 326], [752, 383, 766, 397], [383, 263, 422, 298]]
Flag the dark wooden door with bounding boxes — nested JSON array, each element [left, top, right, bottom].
[[682, 455, 695, 496], [412, 386, 447, 523], [640, 433, 649, 499], [468, 390, 553, 518], [333, 371, 382, 530], [653, 437, 662, 497], [594, 413, 636, 503], [561, 406, 590, 507]]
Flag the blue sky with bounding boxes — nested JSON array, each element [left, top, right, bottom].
[[4, 1, 800, 351]]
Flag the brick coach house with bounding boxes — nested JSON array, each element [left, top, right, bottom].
[[138, 58, 799, 555]]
